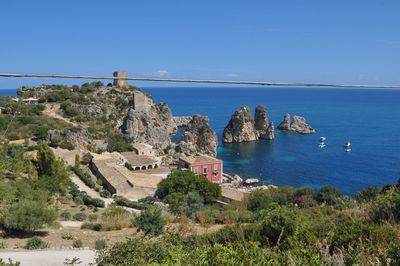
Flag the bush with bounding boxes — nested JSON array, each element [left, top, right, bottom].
[[115, 196, 151, 210], [60, 211, 71, 221], [25, 237, 49, 250], [70, 166, 95, 188], [125, 162, 133, 171], [166, 192, 187, 215], [355, 186, 380, 203], [73, 212, 87, 221], [95, 239, 107, 250], [89, 214, 98, 222], [0, 201, 57, 234], [131, 208, 166, 237], [83, 195, 105, 208], [316, 185, 342, 205], [81, 153, 93, 165], [81, 223, 102, 231], [100, 190, 111, 198], [73, 239, 83, 248], [61, 233, 73, 240]]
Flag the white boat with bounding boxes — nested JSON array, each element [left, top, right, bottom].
[[319, 143, 326, 148], [345, 148, 351, 152], [344, 141, 351, 147], [320, 137, 326, 142]]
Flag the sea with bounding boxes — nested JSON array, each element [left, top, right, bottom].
[[2, 87, 400, 195]]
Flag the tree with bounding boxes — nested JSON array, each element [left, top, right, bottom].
[[166, 192, 187, 215], [74, 154, 80, 169], [131, 208, 166, 237], [316, 185, 342, 205], [0, 200, 57, 234], [37, 142, 56, 176], [185, 191, 204, 218], [155, 170, 221, 204]]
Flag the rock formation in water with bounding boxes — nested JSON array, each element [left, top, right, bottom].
[[223, 106, 258, 143], [178, 114, 218, 157], [254, 105, 275, 140], [277, 113, 316, 134]]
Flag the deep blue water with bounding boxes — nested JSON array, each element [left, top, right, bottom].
[[144, 87, 400, 195], [2, 87, 400, 195]]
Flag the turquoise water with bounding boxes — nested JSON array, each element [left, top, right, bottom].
[[2, 87, 400, 195], [144, 87, 400, 195]]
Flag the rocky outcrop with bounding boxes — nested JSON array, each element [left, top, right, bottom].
[[223, 106, 258, 143], [277, 114, 316, 134], [119, 99, 178, 153], [255, 105, 274, 140], [277, 113, 291, 131], [46, 127, 92, 149], [72, 104, 103, 116], [174, 116, 193, 127], [259, 122, 275, 140], [254, 105, 269, 131], [178, 114, 218, 157]]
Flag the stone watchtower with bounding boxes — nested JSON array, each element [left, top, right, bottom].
[[113, 71, 128, 88]]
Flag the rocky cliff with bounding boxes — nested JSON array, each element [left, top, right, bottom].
[[119, 101, 178, 152], [254, 105, 274, 140], [223, 106, 258, 143], [46, 127, 92, 149], [178, 114, 218, 157], [277, 113, 316, 134]]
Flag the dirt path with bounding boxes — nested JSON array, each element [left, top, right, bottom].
[[43, 104, 78, 127], [0, 250, 96, 266]]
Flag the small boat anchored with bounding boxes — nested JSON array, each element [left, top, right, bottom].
[[344, 141, 351, 148], [319, 137, 326, 148]]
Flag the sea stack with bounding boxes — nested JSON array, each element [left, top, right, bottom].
[[277, 114, 316, 134], [223, 106, 258, 143], [254, 105, 275, 140], [178, 114, 218, 157]]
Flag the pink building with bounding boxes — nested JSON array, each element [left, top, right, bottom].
[[178, 154, 223, 184]]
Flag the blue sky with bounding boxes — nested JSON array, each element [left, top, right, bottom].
[[1, 0, 399, 88]]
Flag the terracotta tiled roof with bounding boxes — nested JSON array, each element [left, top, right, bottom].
[[180, 154, 222, 164]]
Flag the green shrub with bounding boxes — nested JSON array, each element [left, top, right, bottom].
[[95, 239, 107, 250], [81, 153, 93, 165], [316, 185, 342, 205], [89, 214, 98, 222], [83, 195, 105, 208], [0, 200, 57, 234], [60, 211, 71, 221], [25, 237, 49, 250], [131, 208, 166, 237], [114, 196, 151, 210], [166, 192, 187, 215], [70, 166, 95, 188], [73, 239, 83, 248], [61, 233, 73, 240], [73, 212, 87, 221], [96, 179, 103, 186], [355, 186, 380, 203], [81, 223, 102, 231], [100, 190, 111, 198], [124, 162, 133, 170]]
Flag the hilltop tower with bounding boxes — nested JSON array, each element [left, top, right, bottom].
[[113, 71, 128, 87]]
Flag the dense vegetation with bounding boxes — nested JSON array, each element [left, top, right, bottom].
[[97, 178, 400, 265]]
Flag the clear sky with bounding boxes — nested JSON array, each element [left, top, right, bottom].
[[1, 0, 399, 88]]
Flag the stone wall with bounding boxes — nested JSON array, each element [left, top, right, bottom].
[[113, 71, 128, 88]]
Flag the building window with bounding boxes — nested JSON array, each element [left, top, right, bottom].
[[203, 166, 208, 175], [194, 167, 198, 174], [214, 164, 218, 175]]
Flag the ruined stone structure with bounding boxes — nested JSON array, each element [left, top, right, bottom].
[[133, 92, 152, 112], [113, 71, 128, 88]]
